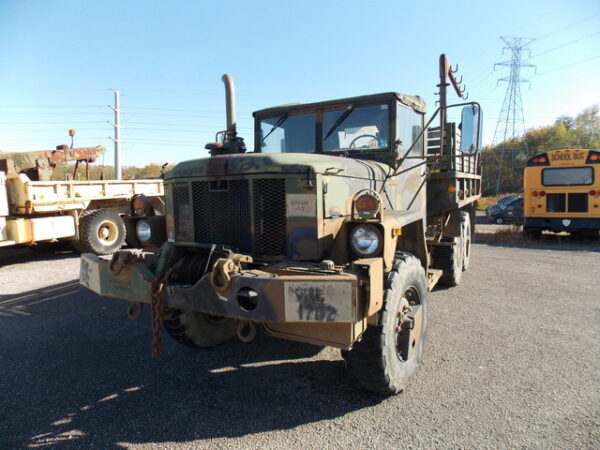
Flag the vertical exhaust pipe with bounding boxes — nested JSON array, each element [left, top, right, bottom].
[[221, 74, 237, 139], [206, 74, 245, 155]]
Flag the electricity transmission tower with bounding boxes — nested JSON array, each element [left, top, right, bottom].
[[492, 36, 535, 195]]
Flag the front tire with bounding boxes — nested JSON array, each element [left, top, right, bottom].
[[163, 309, 238, 348], [342, 253, 428, 395]]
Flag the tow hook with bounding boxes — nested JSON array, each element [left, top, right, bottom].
[[237, 320, 257, 343], [109, 250, 142, 276], [210, 253, 253, 293]]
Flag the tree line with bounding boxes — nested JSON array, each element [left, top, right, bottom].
[[481, 105, 599, 195]]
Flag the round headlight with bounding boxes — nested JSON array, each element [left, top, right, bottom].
[[136, 220, 152, 243], [350, 224, 382, 257]]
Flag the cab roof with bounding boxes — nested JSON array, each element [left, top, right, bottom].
[[253, 92, 427, 117]]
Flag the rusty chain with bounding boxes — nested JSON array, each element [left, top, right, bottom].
[[150, 278, 165, 357], [149, 261, 184, 357]]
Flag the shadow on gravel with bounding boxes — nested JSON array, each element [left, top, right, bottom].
[[0, 280, 81, 317], [0, 282, 382, 449], [0, 247, 79, 267]]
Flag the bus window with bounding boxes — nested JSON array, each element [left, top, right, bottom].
[[546, 193, 566, 213], [542, 167, 593, 186]]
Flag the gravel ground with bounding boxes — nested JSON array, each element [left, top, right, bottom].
[[0, 239, 599, 449]]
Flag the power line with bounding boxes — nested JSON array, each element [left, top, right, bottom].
[[534, 31, 600, 58], [536, 10, 600, 41], [536, 54, 600, 75]]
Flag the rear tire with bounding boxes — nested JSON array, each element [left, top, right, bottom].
[[78, 209, 126, 255], [342, 253, 428, 395], [432, 234, 463, 287], [461, 212, 471, 271], [163, 309, 238, 348]]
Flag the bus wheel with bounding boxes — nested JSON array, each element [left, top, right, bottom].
[[573, 230, 599, 240], [524, 228, 542, 240], [341, 253, 428, 394]]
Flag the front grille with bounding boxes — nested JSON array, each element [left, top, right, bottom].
[[254, 179, 287, 255], [192, 180, 252, 252], [172, 178, 287, 256], [172, 183, 193, 241]]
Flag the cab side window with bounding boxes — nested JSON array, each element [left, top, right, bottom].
[[397, 103, 424, 157]]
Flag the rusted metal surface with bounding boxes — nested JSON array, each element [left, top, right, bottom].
[[0, 146, 104, 181]]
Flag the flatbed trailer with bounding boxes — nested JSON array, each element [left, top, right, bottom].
[[0, 146, 163, 254]]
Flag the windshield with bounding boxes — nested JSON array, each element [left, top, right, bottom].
[[323, 104, 389, 151], [497, 195, 518, 207], [257, 102, 390, 154], [260, 112, 316, 153]]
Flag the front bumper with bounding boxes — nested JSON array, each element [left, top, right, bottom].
[[80, 251, 361, 324]]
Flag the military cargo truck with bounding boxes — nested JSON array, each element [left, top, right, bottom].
[[0, 145, 164, 254], [80, 54, 482, 394]]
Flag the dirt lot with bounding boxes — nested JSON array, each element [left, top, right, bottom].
[[1, 237, 599, 449]]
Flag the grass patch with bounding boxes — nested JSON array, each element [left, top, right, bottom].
[[475, 226, 524, 243]]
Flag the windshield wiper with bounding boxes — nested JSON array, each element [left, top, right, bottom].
[[323, 104, 355, 141], [261, 113, 289, 143]]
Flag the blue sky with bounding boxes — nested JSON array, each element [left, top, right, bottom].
[[0, 0, 598, 167]]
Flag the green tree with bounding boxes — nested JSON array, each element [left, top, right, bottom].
[[482, 104, 600, 195]]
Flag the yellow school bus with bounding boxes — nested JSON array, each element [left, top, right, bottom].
[[523, 149, 600, 239]]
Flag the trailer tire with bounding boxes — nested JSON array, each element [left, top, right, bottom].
[[163, 309, 238, 348], [341, 253, 428, 395], [78, 209, 126, 255]]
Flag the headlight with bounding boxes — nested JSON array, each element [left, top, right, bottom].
[[136, 220, 152, 243], [349, 224, 382, 257]]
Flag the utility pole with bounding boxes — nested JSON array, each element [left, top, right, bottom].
[[108, 89, 121, 180], [492, 37, 535, 195]]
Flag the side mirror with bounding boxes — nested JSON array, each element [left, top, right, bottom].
[[460, 103, 482, 155]]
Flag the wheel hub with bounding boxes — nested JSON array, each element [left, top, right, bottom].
[[395, 287, 422, 362], [97, 221, 118, 245]]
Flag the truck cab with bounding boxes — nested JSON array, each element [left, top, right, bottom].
[[80, 57, 482, 395]]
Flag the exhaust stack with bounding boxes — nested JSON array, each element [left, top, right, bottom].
[[222, 74, 237, 139], [205, 74, 246, 156]]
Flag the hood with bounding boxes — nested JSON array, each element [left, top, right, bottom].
[[166, 152, 391, 181]]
